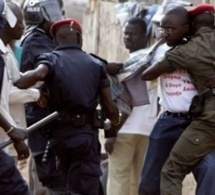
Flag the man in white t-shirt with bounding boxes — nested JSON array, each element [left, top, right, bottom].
[[139, 5, 215, 195]]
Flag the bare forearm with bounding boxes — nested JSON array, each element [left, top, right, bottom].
[[142, 66, 161, 80], [15, 64, 49, 89], [100, 88, 119, 123], [103, 102, 119, 122], [142, 61, 174, 80], [15, 70, 41, 89]]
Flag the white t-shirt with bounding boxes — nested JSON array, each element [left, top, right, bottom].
[[150, 42, 198, 113], [159, 69, 198, 113]]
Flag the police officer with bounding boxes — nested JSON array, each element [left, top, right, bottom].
[[142, 3, 215, 195], [16, 18, 120, 195], [0, 0, 30, 194], [21, 0, 64, 72], [20, 0, 64, 191], [19, 0, 65, 193]]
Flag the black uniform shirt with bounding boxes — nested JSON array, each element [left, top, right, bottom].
[[21, 28, 56, 72], [36, 43, 110, 137]]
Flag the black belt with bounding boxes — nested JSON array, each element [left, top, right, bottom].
[[166, 111, 191, 119], [57, 111, 94, 127]]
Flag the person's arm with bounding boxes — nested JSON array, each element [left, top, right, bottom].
[[0, 113, 29, 160], [100, 86, 120, 155], [141, 60, 174, 80], [98, 65, 121, 155], [100, 87, 119, 124], [106, 62, 123, 76], [9, 86, 40, 104], [142, 45, 187, 80], [98, 65, 119, 124], [15, 64, 49, 89], [9, 86, 47, 108]]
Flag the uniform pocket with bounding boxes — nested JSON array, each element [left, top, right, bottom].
[[182, 130, 206, 145]]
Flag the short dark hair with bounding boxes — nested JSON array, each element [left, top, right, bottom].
[[164, 6, 190, 25], [127, 17, 147, 34]]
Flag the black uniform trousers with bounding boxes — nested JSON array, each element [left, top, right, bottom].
[[51, 133, 102, 195]]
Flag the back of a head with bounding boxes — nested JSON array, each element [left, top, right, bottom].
[[50, 18, 82, 46], [23, 0, 64, 26]]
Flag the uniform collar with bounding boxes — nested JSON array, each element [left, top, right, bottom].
[[56, 43, 82, 51], [194, 26, 214, 36]]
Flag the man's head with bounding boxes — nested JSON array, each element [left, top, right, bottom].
[[3, 2, 24, 40], [0, 0, 17, 36], [188, 3, 215, 33], [151, 0, 192, 41], [123, 17, 147, 53], [50, 18, 82, 46], [160, 6, 189, 46], [23, 0, 64, 34]]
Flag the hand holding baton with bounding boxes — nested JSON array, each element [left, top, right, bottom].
[[0, 111, 59, 149]]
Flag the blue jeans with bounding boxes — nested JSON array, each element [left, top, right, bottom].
[[138, 111, 215, 195]]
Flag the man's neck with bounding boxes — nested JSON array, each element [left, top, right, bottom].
[[129, 45, 147, 54]]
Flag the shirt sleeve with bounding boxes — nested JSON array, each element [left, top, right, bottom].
[[35, 53, 55, 81], [9, 86, 40, 104], [20, 33, 56, 72]]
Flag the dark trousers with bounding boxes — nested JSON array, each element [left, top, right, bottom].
[[51, 133, 102, 195], [0, 149, 30, 195]]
